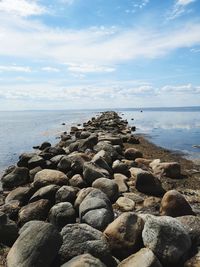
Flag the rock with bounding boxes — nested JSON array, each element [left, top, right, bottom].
[[91, 156, 113, 175], [5, 186, 33, 205], [184, 247, 200, 267], [39, 141, 51, 150], [135, 158, 153, 166], [151, 162, 181, 179], [104, 212, 144, 259], [50, 155, 65, 166], [0, 200, 21, 221], [17, 153, 36, 167], [18, 199, 51, 225], [79, 134, 98, 151], [92, 150, 112, 167], [7, 221, 62, 267], [116, 197, 135, 211], [1, 167, 30, 189], [118, 248, 162, 267], [83, 162, 110, 185], [60, 253, 106, 267], [92, 178, 119, 202], [143, 197, 161, 208], [59, 223, 114, 266], [33, 169, 69, 189], [29, 184, 60, 203], [160, 190, 195, 217], [122, 193, 144, 204], [69, 174, 86, 188], [57, 156, 71, 173], [135, 170, 165, 196], [112, 160, 130, 177], [142, 215, 191, 266], [28, 155, 45, 169], [177, 215, 200, 245], [94, 142, 119, 161], [0, 212, 18, 246], [74, 188, 95, 210], [80, 131, 91, 139], [113, 173, 129, 193], [29, 166, 42, 181], [124, 148, 143, 160], [79, 191, 114, 231], [66, 152, 90, 174], [98, 135, 123, 146], [55, 186, 78, 204], [48, 202, 76, 229]]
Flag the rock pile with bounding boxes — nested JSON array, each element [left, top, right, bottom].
[[0, 111, 199, 267]]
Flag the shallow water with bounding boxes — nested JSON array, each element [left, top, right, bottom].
[[0, 107, 199, 174]]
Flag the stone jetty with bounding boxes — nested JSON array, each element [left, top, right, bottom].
[[0, 111, 200, 267]]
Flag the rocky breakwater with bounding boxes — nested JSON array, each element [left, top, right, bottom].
[[0, 111, 200, 267]]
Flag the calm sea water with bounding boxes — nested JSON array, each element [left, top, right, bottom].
[[0, 107, 199, 173]]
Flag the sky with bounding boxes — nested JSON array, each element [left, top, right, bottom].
[[0, 0, 200, 110]]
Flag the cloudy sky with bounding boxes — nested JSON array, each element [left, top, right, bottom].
[[0, 0, 200, 110]]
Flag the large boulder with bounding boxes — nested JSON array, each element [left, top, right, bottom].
[[160, 190, 195, 217], [5, 186, 33, 205], [55, 186, 78, 204], [0, 212, 18, 246], [177, 215, 200, 245], [59, 223, 114, 266], [1, 167, 30, 189], [79, 190, 114, 231], [151, 162, 181, 179], [33, 169, 69, 189], [18, 199, 51, 225], [112, 160, 130, 177], [92, 178, 119, 202], [124, 148, 143, 160], [7, 221, 62, 267], [69, 174, 86, 188], [57, 156, 71, 173], [92, 150, 113, 167], [94, 142, 119, 161], [142, 215, 191, 266], [83, 162, 110, 185], [135, 170, 165, 196], [184, 247, 200, 267], [118, 248, 162, 267], [29, 184, 60, 203], [60, 254, 106, 267], [104, 212, 144, 259], [48, 202, 76, 230], [28, 155, 46, 169]]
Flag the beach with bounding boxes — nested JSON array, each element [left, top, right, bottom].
[[0, 111, 200, 267]]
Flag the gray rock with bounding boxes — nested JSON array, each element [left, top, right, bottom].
[[177, 215, 200, 245], [184, 247, 200, 267], [28, 155, 46, 169], [118, 248, 162, 267], [7, 221, 62, 267], [39, 141, 51, 150], [79, 191, 114, 231], [0, 200, 21, 221], [17, 153, 37, 167], [112, 160, 130, 177], [49, 202, 76, 229], [83, 162, 110, 185], [55, 185, 78, 204], [33, 169, 69, 189], [91, 156, 113, 175], [113, 173, 129, 193], [5, 186, 33, 205], [29, 184, 60, 203], [60, 253, 106, 267], [69, 174, 86, 188], [92, 150, 112, 167], [124, 148, 143, 160], [59, 223, 114, 266], [57, 156, 71, 173], [151, 162, 181, 179], [0, 212, 18, 246], [74, 187, 95, 210], [1, 167, 30, 189], [94, 142, 119, 161], [92, 178, 119, 202], [142, 215, 191, 266], [29, 166, 42, 182], [135, 170, 165, 196], [104, 212, 144, 259], [18, 199, 51, 225]]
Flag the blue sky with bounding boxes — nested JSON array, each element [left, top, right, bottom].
[[0, 0, 200, 110]]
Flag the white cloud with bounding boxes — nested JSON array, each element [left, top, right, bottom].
[[42, 67, 60, 72], [0, 0, 47, 17], [161, 84, 200, 94], [0, 14, 200, 65], [67, 63, 116, 73], [0, 65, 31, 72], [167, 0, 196, 20]]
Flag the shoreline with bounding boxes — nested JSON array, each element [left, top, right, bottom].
[[0, 111, 200, 267]]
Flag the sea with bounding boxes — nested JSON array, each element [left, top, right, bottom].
[[0, 107, 200, 174]]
